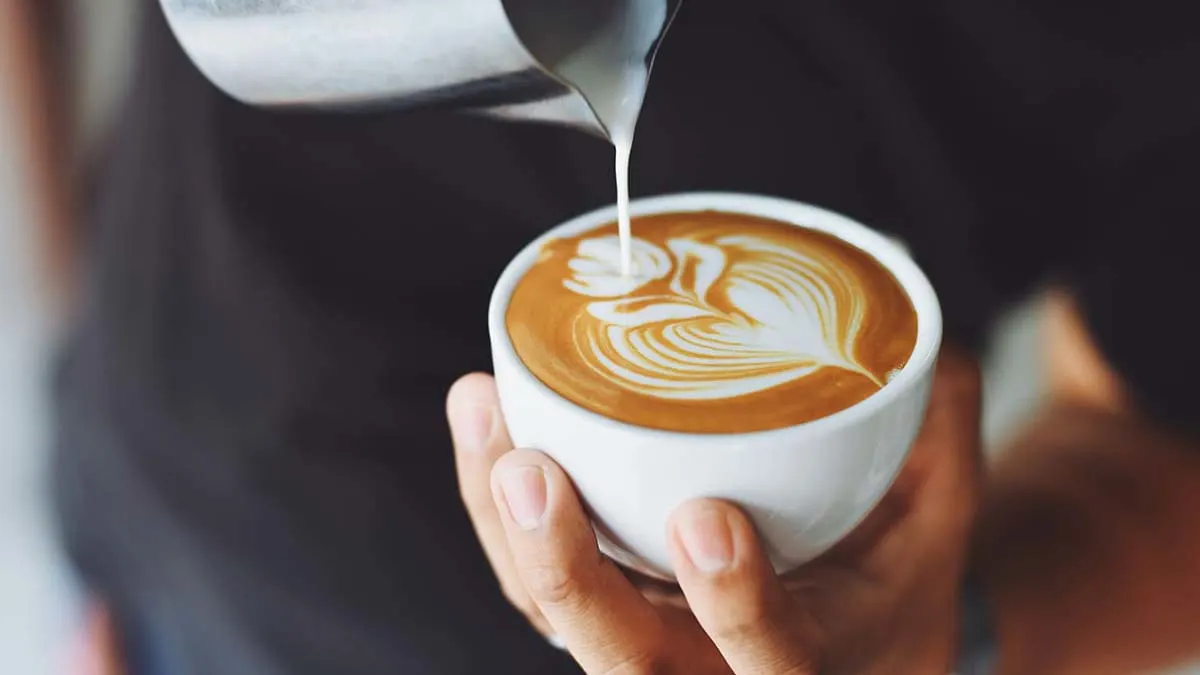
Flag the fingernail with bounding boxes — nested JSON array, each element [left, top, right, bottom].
[[453, 403, 494, 453], [677, 506, 734, 573], [499, 466, 547, 530]]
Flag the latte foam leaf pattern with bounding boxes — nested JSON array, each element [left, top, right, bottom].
[[571, 233, 882, 400], [506, 212, 918, 433]]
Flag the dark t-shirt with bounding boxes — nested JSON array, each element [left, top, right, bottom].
[[54, 2, 1199, 674]]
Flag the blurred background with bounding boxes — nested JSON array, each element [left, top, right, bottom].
[[3, 2, 1184, 675], [1, 1, 138, 672], [0, 4, 1036, 667], [0, 1, 1038, 672]]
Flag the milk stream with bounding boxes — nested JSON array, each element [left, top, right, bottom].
[[612, 117, 638, 277], [539, 0, 666, 278]]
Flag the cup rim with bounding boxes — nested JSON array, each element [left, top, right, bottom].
[[489, 191, 943, 442]]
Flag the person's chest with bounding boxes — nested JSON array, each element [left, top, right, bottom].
[[200, 0, 1105, 339], [93, 0, 1190, 450], [134, 0, 1188, 383]]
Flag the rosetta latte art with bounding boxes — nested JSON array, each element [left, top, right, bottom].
[[566, 234, 882, 399], [506, 212, 918, 433]]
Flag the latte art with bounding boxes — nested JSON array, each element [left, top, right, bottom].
[[507, 212, 918, 433], [571, 233, 883, 399]]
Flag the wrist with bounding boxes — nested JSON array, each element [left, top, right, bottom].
[[857, 591, 959, 675]]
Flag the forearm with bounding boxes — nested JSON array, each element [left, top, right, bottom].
[[975, 403, 1200, 675], [1, 0, 75, 305]]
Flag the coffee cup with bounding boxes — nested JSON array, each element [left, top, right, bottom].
[[489, 192, 942, 579]]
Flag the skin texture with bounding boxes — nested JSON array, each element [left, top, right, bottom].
[[449, 347, 983, 674], [979, 292, 1200, 675], [449, 292, 1200, 674]]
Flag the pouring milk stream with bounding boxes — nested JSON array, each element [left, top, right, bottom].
[[575, 6, 660, 279], [508, 0, 669, 277], [160, 0, 676, 276]]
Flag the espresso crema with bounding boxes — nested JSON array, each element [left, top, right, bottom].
[[506, 212, 918, 433]]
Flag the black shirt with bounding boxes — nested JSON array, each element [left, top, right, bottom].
[[54, 2, 1200, 674]]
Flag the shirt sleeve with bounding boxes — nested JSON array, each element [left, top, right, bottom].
[[1069, 40, 1200, 439]]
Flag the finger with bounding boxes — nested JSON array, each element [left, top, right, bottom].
[[670, 500, 819, 675], [447, 374, 549, 633], [492, 449, 667, 674], [914, 346, 983, 467], [907, 346, 984, 535]]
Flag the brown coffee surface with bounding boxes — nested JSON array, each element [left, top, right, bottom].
[[506, 211, 918, 433]]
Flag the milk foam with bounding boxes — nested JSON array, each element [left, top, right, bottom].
[[531, 0, 667, 277], [563, 233, 880, 400]]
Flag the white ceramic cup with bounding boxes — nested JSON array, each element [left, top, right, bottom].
[[489, 192, 942, 579]]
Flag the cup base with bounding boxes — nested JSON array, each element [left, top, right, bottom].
[[594, 523, 676, 582]]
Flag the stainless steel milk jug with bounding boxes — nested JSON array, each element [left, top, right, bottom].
[[159, 0, 680, 139]]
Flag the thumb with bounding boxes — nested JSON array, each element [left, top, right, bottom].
[[668, 500, 819, 675]]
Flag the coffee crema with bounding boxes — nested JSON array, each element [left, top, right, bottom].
[[506, 211, 918, 433]]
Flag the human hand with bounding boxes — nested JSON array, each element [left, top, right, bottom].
[[447, 348, 982, 674], [68, 603, 123, 675]]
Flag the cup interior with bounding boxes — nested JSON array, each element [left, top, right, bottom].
[[490, 192, 943, 441]]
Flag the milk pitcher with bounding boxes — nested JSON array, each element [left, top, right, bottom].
[[159, 0, 681, 140]]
